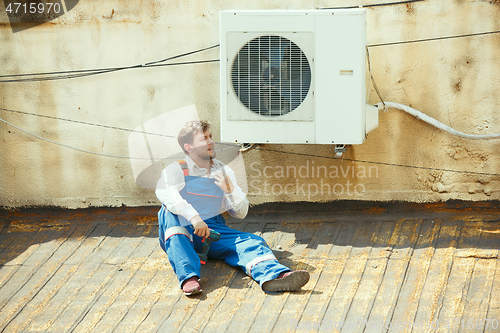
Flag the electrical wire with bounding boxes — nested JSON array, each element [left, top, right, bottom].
[[366, 46, 385, 107], [368, 30, 500, 48], [365, 45, 499, 179], [1, 107, 177, 139], [253, 146, 500, 177], [1, 29, 498, 82], [0, 59, 219, 83], [0, 44, 219, 79], [365, 33, 500, 140], [1, 106, 243, 152], [0, 117, 238, 159], [2, 22, 499, 83], [1, 112, 497, 177], [1, 44, 219, 79], [0, 117, 165, 159], [368, 42, 500, 141], [0, 117, 188, 159], [2, 29, 498, 81], [0, 44, 220, 83], [321, 0, 425, 10]]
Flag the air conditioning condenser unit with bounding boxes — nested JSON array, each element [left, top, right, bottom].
[[220, 9, 378, 145]]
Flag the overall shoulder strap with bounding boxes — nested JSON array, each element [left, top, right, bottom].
[[177, 160, 189, 176]]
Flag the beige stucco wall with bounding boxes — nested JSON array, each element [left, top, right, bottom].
[[1, 0, 499, 208]]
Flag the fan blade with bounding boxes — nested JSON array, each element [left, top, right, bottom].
[[233, 73, 262, 112], [259, 87, 290, 116], [231, 35, 311, 116], [278, 74, 311, 110]]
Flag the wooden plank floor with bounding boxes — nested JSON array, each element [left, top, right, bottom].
[[0, 202, 499, 332]]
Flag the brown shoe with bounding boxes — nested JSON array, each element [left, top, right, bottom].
[[262, 270, 310, 292], [182, 276, 202, 296]]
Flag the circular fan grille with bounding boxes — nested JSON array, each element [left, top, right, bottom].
[[231, 35, 312, 116]]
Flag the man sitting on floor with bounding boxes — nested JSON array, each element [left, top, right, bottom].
[[155, 120, 309, 295]]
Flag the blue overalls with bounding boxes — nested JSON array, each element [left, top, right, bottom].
[[158, 160, 290, 289]]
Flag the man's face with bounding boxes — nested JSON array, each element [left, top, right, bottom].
[[188, 129, 215, 160]]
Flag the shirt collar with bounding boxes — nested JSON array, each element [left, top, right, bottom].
[[183, 155, 222, 177]]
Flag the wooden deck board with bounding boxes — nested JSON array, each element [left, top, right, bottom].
[[456, 221, 500, 333], [486, 259, 500, 333], [0, 202, 499, 332], [74, 226, 157, 332], [245, 222, 302, 333], [181, 223, 256, 333], [0, 223, 79, 332], [270, 223, 323, 333], [221, 222, 288, 333], [412, 219, 461, 330], [198, 222, 262, 333], [320, 220, 381, 333], [387, 219, 440, 333], [363, 219, 423, 331], [314, 220, 365, 332], [0, 226, 55, 302], [295, 222, 343, 330], [28, 223, 131, 332], [0, 222, 93, 332]]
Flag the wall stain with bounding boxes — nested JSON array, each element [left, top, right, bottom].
[[146, 86, 156, 100], [406, 4, 415, 13], [465, 0, 500, 5], [103, 9, 115, 19]]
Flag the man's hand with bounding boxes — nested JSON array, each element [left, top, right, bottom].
[[214, 171, 234, 193], [190, 215, 209, 238]]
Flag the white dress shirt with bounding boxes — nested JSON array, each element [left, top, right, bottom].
[[155, 155, 249, 223]]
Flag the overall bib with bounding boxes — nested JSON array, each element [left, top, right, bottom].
[[158, 160, 290, 288]]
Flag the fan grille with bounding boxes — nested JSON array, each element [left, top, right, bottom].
[[231, 35, 311, 117]]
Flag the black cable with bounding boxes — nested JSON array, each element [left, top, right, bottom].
[[0, 59, 219, 83], [0, 44, 220, 83], [368, 30, 500, 48], [3, 105, 497, 176], [0, 43, 219, 78], [254, 147, 500, 177], [3, 29, 499, 82], [0, 107, 177, 139], [144, 44, 219, 66], [2, 23, 500, 83], [1, 106, 241, 151], [320, 0, 425, 10], [366, 46, 385, 106]]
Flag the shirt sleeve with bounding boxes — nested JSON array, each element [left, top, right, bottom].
[[155, 162, 199, 222], [220, 164, 249, 219]]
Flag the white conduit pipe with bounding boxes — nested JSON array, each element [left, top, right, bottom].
[[379, 102, 500, 140]]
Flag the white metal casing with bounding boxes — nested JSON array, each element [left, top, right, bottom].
[[220, 9, 368, 144]]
